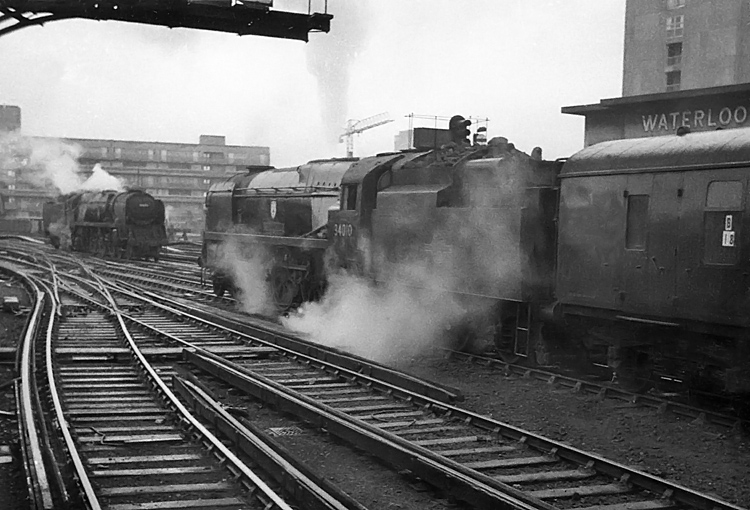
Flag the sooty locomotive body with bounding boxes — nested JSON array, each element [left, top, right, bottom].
[[204, 127, 750, 396], [203, 159, 356, 308], [43, 188, 167, 260]]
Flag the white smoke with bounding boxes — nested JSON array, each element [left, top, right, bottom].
[[80, 164, 125, 192], [283, 272, 465, 363], [0, 133, 124, 195], [212, 235, 274, 315], [306, 2, 371, 145], [283, 140, 535, 361]]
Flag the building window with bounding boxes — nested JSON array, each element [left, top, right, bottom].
[[666, 15, 684, 38], [667, 42, 682, 66], [101, 147, 107, 158], [666, 70, 681, 91], [7, 184, 15, 190], [7, 170, 14, 177], [625, 195, 649, 250], [161, 150, 168, 161], [202, 165, 211, 171], [666, 0, 685, 9], [203, 179, 211, 184], [148, 149, 154, 160]]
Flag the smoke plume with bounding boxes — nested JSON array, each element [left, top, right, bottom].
[[306, 2, 371, 144], [211, 235, 274, 315], [0, 133, 124, 195], [283, 140, 537, 361]]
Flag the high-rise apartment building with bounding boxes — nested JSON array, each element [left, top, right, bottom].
[[563, 0, 750, 146], [623, 0, 750, 96]]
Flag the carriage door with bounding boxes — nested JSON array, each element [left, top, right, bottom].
[[676, 178, 746, 323], [646, 172, 685, 315]]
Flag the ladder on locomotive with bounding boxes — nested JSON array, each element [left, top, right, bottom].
[[510, 301, 533, 359]]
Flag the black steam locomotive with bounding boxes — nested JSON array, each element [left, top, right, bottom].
[[203, 126, 750, 397], [43, 189, 167, 260], [203, 159, 355, 308]]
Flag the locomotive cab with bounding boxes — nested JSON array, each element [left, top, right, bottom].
[[328, 153, 405, 274], [330, 139, 561, 355]]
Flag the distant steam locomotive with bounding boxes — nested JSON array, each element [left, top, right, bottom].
[[43, 189, 167, 260], [203, 124, 750, 398]]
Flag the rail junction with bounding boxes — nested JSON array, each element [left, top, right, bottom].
[[0, 237, 747, 510]]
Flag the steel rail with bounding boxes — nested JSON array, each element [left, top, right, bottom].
[[85, 270, 297, 510], [114, 281, 463, 403], [185, 348, 748, 510], [37, 276, 102, 510], [56, 271, 545, 509], [185, 348, 553, 510], [174, 376, 368, 510], [443, 349, 745, 431], [13, 269, 54, 509]]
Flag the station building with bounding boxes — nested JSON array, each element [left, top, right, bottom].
[[0, 105, 269, 232], [563, 0, 750, 145]]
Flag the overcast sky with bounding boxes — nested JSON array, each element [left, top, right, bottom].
[[0, 0, 626, 166]]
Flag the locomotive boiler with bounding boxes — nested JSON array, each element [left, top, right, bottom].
[[42, 188, 167, 260], [202, 159, 357, 308], [203, 124, 750, 398]]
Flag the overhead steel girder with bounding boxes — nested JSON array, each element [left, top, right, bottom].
[[0, 1, 332, 41]]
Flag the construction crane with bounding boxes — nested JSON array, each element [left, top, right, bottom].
[[339, 112, 394, 158]]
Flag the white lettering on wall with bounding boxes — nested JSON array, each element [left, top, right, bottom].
[[641, 105, 749, 132]]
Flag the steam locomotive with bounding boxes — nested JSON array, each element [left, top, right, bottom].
[[43, 189, 167, 260], [203, 125, 750, 397]]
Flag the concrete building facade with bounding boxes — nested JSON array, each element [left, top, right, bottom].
[[0, 106, 269, 233], [565, 0, 750, 147], [623, 0, 750, 96]]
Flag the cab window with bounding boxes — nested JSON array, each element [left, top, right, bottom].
[[342, 184, 358, 211]]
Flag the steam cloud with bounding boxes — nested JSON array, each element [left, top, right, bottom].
[[0, 132, 124, 195], [212, 235, 274, 316], [306, 2, 371, 145], [282, 140, 535, 362]]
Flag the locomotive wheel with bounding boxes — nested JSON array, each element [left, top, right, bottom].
[[271, 268, 298, 310], [612, 347, 654, 393], [212, 276, 226, 298], [452, 324, 477, 352]]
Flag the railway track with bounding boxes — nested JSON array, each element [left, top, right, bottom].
[[1, 241, 748, 509], [61, 270, 750, 509], [82, 254, 748, 433], [3, 260, 366, 510]]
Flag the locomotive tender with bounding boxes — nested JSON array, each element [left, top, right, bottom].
[[203, 126, 750, 396], [43, 189, 167, 260]]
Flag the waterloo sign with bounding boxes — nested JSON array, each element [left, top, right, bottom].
[[641, 105, 749, 132]]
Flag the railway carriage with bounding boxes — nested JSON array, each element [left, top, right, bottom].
[[203, 124, 750, 397], [555, 129, 750, 394]]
